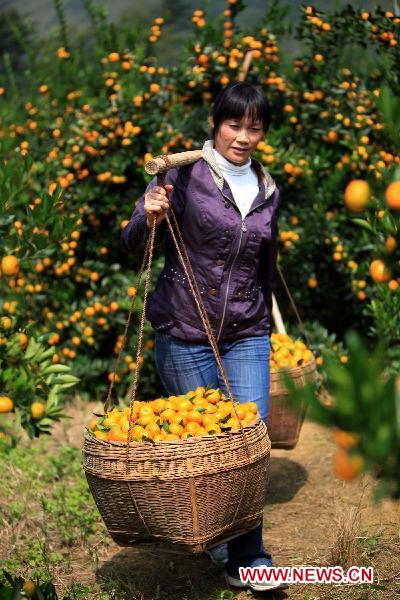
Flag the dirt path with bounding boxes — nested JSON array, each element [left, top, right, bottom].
[[58, 398, 400, 599]]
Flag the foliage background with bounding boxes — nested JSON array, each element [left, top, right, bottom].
[[0, 0, 399, 424]]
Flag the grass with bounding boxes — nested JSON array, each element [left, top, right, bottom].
[[1, 421, 399, 600], [0, 438, 113, 598], [0, 437, 244, 599]]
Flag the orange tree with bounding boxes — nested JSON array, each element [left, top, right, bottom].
[[0, 1, 399, 432], [285, 330, 400, 502], [0, 154, 79, 439]]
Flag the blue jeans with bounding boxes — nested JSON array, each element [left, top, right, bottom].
[[154, 331, 272, 573]]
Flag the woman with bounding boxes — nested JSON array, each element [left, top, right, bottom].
[[121, 82, 284, 593]]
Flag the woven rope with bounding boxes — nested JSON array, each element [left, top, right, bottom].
[[103, 242, 151, 414], [125, 216, 157, 467], [276, 263, 312, 349], [156, 157, 252, 527]]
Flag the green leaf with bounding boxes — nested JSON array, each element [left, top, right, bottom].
[[51, 374, 80, 384], [42, 364, 72, 375], [53, 382, 80, 390], [2, 368, 13, 382], [350, 218, 374, 233], [381, 212, 396, 234], [24, 338, 41, 360]]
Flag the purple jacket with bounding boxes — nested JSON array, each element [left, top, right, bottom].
[[121, 140, 280, 343]]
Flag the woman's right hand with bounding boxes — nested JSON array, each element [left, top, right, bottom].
[[144, 184, 173, 230]]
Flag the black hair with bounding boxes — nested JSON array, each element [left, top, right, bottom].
[[211, 82, 271, 139]]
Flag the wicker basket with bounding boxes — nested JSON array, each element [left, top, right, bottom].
[[83, 415, 270, 553], [266, 358, 318, 450]]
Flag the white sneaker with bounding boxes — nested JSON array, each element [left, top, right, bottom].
[[226, 572, 289, 593], [205, 543, 229, 567]]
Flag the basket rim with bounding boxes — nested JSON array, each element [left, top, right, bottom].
[[84, 413, 262, 448], [270, 356, 317, 379]]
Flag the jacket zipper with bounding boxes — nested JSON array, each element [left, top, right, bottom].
[[216, 220, 244, 341], [215, 191, 274, 341], [216, 190, 249, 341]]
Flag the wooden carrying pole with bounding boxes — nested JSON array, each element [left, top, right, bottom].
[[272, 293, 286, 335], [145, 150, 202, 175]]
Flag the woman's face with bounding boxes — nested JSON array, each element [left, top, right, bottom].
[[214, 112, 265, 166]]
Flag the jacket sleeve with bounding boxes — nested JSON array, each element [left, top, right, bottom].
[[120, 167, 186, 255], [260, 186, 281, 333]]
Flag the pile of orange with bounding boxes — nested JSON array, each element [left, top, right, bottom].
[[87, 386, 259, 443], [270, 333, 314, 371]]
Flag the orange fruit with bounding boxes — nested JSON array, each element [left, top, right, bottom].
[[205, 423, 221, 434], [103, 415, 120, 428], [168, 397, 180, 410], [241, 413, 255, 426], [171, 411, 188, 426], [145, 422, 161, 437], [213, 410, 225, 422], [185, 421, 201, 435], [94, 430, 108, 440], [187, 410, 203, 424], [204, 390, 221, 403], [88, 417, 98, 431], [107, 427, 126, 442], [176, 398, 193, 412], [160, 408, 176, 423], [22, 581, 36, 598], [31, 402, 46, 420], [138, 414, 154, 427], [385, 236, 397, 253], [302, 350, 314, 364], [370, 259, 391, 283], [385, 181, 400, 210], [202, 414, 218, 427], [0, 396, 14, 413], [197, 53, 209, 65], [233, 405, 247, 420], [294, 340, 307, 351], [195, 386, 205, 396], [344, 180, 370, 212], [163, 433, 180, 441], [139, 403, 154, 416], [152, 398, 167, 413], [1, 255, 19, 276], [246, 402, 258, 415], [334, 429, 360, 449], [19, 333, 28, 349], [119, 417, 131, 433], [0, 316, 12, 330], [334, 449, 364, 481], [226, 417, 240, 430], [169, 422, 184, 436], [131, 425, 146, 441], [193, 397, 208, 408]]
